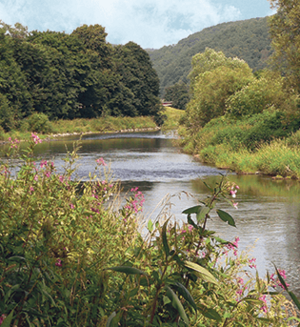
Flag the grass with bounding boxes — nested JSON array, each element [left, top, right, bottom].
[[161, 107, 185, 130]]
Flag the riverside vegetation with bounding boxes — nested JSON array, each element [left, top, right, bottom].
[[0, 134, 300, 326]]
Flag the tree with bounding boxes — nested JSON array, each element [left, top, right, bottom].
[[114, 42, 162, 116], [268, 0, 300, 93], [164, 82, 190, 110], [185, 49, 254, 129]]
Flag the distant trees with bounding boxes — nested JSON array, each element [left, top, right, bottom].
[[164, 82, 190, 110], [0, 22, 162, 131]]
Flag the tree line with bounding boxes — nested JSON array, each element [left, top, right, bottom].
[[0, 22, 162, 131]]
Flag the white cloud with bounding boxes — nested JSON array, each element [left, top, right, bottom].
[[0, 0, 242, 48]]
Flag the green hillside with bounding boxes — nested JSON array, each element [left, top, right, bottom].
[[147, 17, 272, 95]]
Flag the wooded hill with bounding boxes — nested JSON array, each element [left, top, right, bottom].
[[146, 17, 272, 95]]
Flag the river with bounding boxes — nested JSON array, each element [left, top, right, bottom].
[[3, 130, 300, 296]]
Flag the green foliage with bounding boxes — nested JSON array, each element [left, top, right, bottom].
[[268, 0, 300, 93], [0, 137, 297, 326], [226, 74, 286, 118], [25, 113, 53, 134], [185, 49, 254, 128], [147, 17, 272, 94], [164, 82, 190, 110], [0, 22, 163, 127], [0, 94, 15, 132]]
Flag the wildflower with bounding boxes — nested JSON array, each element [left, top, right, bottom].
[[40, 160, 47, 168], [0, 314, 7, 325], [230, 190, 237, 198], [188, 225, 194, 232], [29, 186, 34, 194], [248, 257, 257, 269], [233, 202, 238, 209], [59, 175, 64, 183], [70, 203, 74, 209], [259, 295, 268, 313], [131, 187, 138, 192], [34, 175, 38, 181], [55, 259, 62, 267], [31, 132, 42, 144], [96, 157, 107, 166], [45, 171, 51, 178]]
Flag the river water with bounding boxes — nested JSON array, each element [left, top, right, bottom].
[[4, 130, 300, 296]]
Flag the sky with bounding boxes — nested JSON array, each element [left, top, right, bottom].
[[0, 0, 276, 49]]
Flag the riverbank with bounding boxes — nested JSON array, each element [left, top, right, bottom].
[[0, 107, 184, 145], [178, 112, 300, 179]]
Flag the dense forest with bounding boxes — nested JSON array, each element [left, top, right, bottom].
[[147, 17, 272, 95], [0, 22, 162, 132]]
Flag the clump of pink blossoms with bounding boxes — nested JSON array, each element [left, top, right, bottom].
[[31, 133, 42, 144]]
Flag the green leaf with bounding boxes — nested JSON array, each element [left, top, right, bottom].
[[171, 282, 197, 312], [198, 304, 222, 321], [147, 220, 153, 232], [197, 207, 210, 223], [241, 297, 263, 305], [184, 261, 218, 285], [162, 219, 170, 258], [182, 205, 202, 215], [166, 287, 189, 325], [216, 209, 236, 227], [1, 309, 14, 327], [107, 266, 147, 275], [187, 214, 197, 228], [106, 311, 119, 327]]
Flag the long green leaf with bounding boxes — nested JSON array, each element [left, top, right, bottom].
[[1, 309, 14, 327], [216, 209, 236, 227], [171, 282, 197, 312], [162, 219, 170, 258], [198, 304, 222, 321], [184, 261, 218, 285], [166, 287, 189, 325], [274, 265, 300, 311], [107, 266, 147, 275]]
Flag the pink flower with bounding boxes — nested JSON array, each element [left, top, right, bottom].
[[96, 157, 107, 166], [0, 314, 7, 325], [233, 202, 238, 209], [34, 175, 38, 181], [259, 295, 268, 313], [31, 133, 42, 144], [29, 186, 34, 194], [188, 225, 194, 232], [70, 204, 74, 209], [40, 160, 47, 168], [55, 259, 62, 267], [59, 175, 64, 183], [45, 171, 51, 178], [230, 190, 237, 198], [131, 187, 138, 192]]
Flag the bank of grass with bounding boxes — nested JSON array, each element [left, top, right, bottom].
[[161, 106, 185, 130], [179, 111, 300, 178], [0, 115, 158, 142]]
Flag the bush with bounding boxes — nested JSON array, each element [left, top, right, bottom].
[[226, 75, 285, 118], [25, 112, 53, 134]]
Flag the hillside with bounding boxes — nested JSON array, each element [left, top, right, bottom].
[[146, 17, 272, 95]]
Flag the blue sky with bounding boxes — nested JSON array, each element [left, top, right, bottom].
[[0, 0, 276, 49]]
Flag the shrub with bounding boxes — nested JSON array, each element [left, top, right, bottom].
[[25, 112, 53, 134]]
